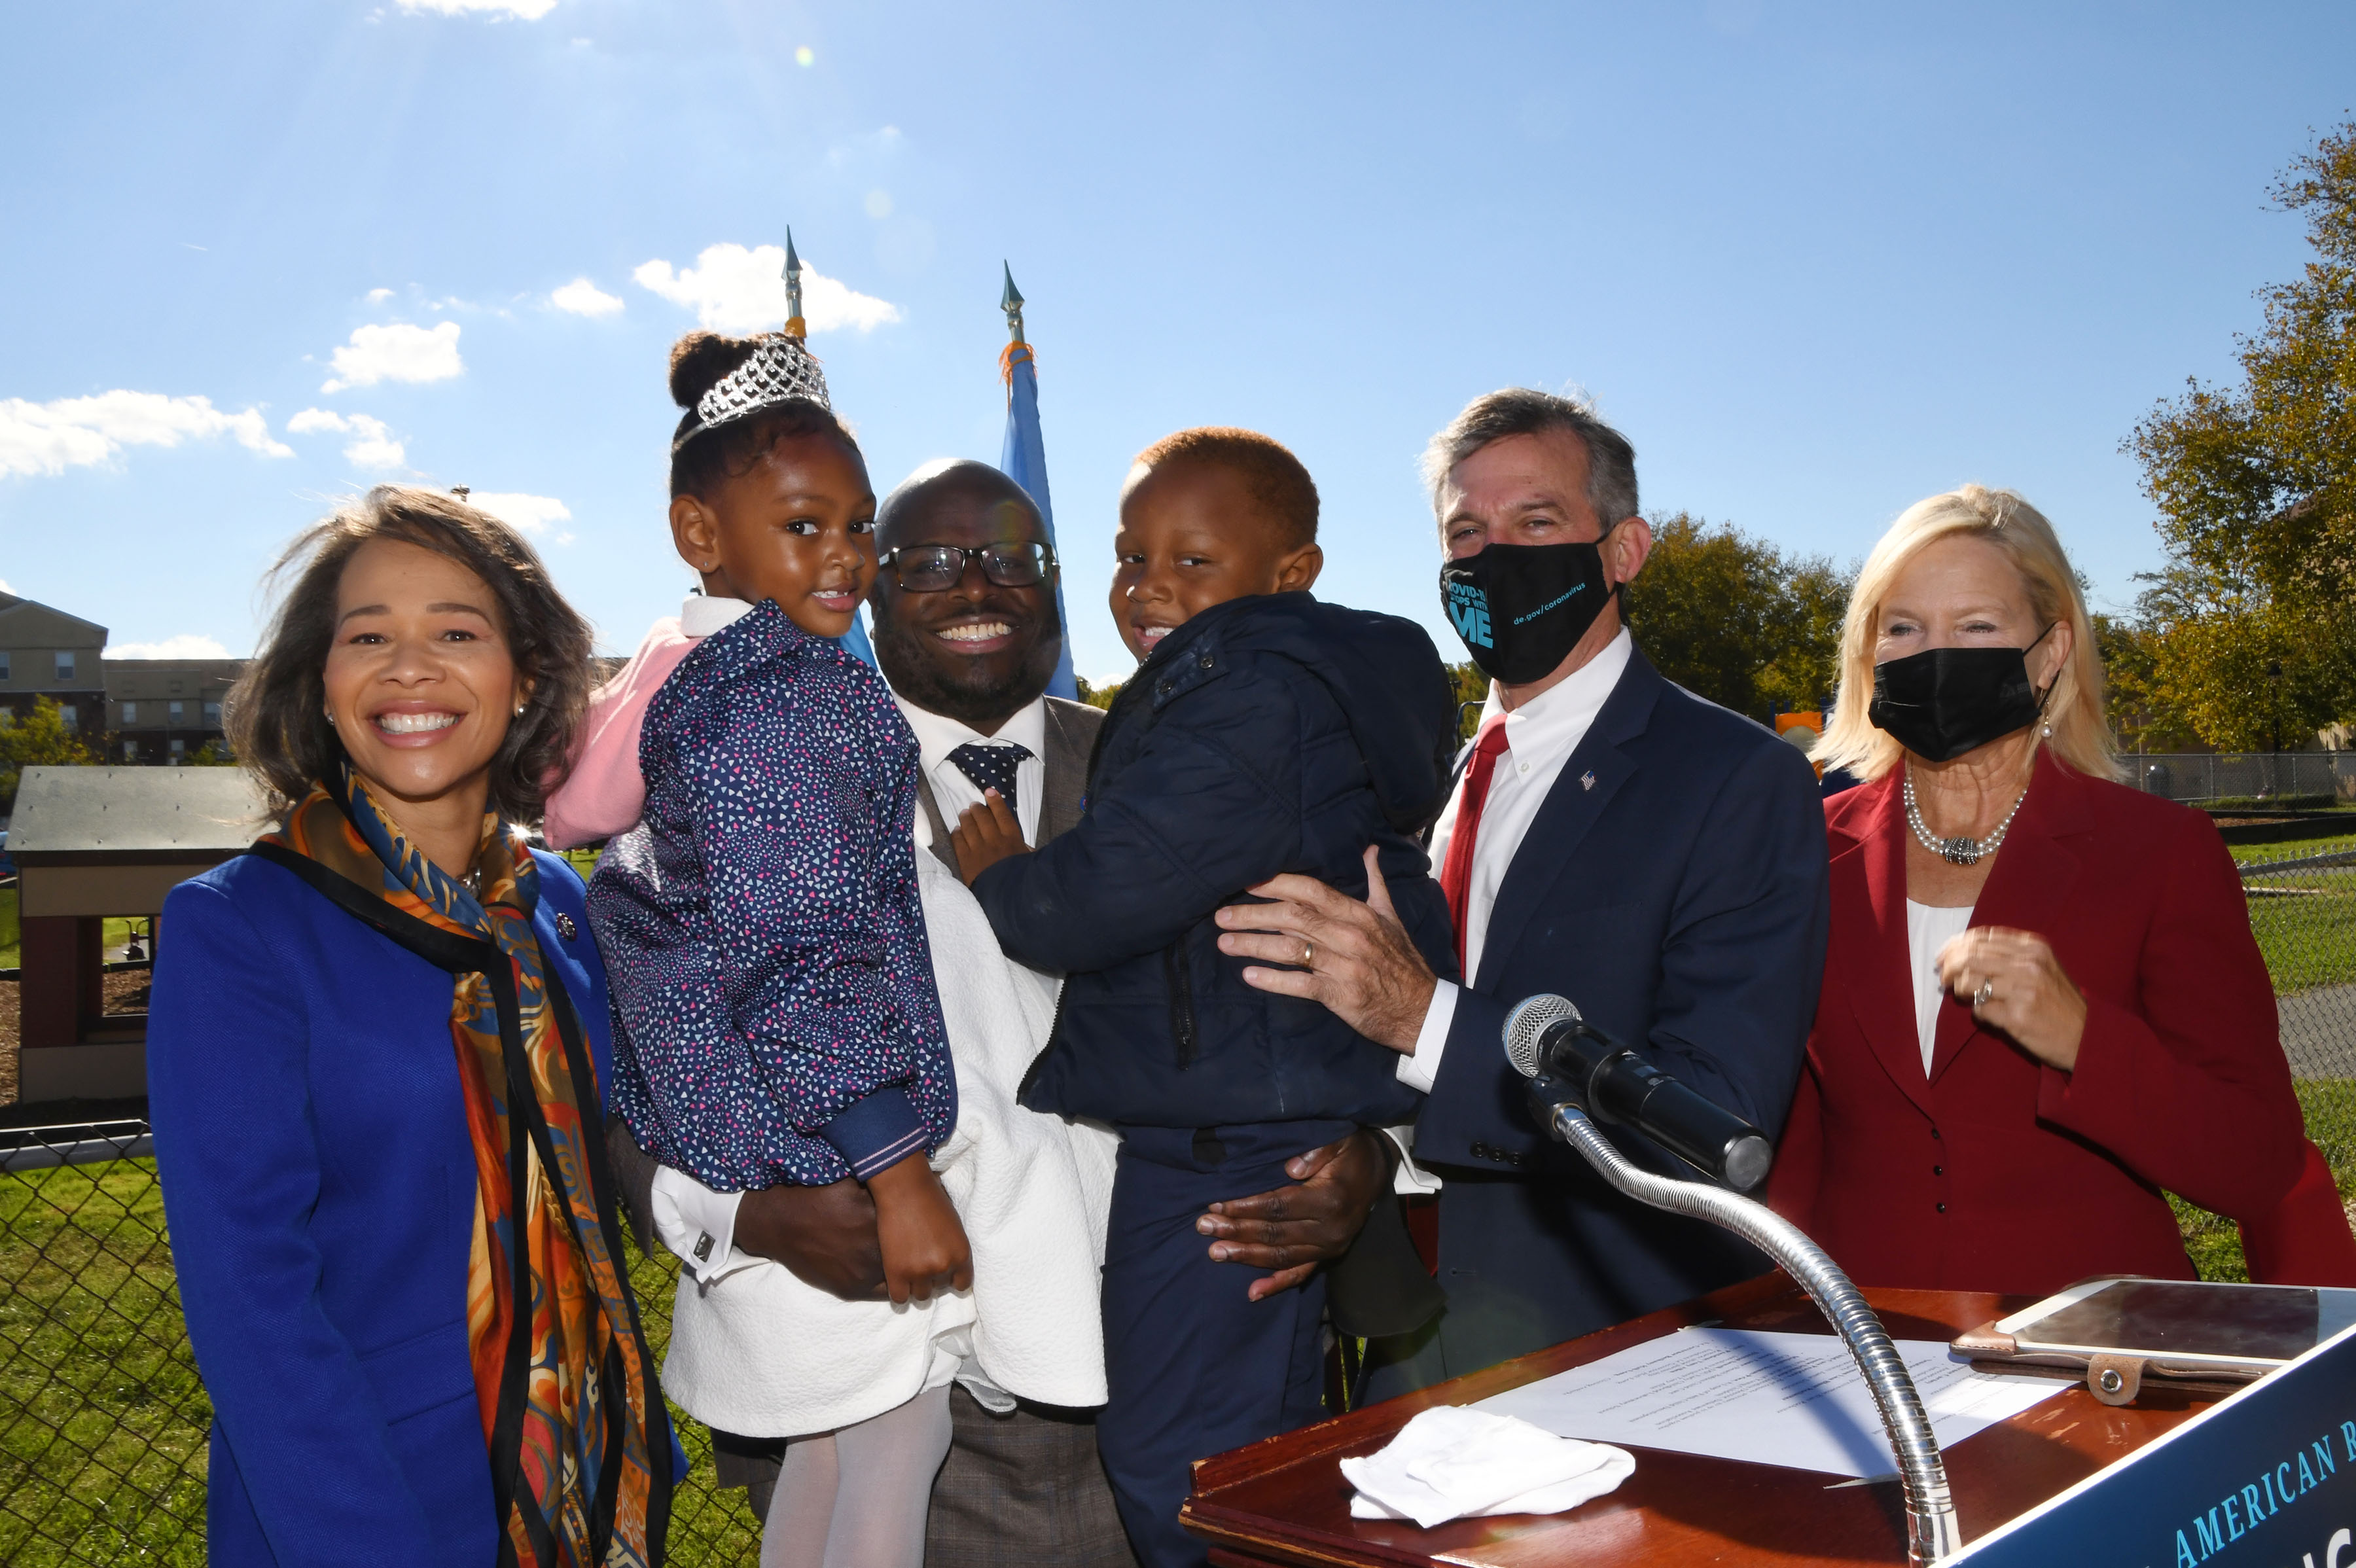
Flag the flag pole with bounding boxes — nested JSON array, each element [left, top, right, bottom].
[[783, 228, 877, 668], [999, 264, 1078, 700]]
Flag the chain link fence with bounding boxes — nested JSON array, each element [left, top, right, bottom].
[[0, 1120, 760, 1567], [2128, 750, 2356, 806], [6, 831, 2356, 1560]]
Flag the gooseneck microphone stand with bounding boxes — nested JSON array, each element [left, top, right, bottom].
[[1504, 995, 1963, 1566]]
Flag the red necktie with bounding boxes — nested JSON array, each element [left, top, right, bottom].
[[1437, 716, 1511, 972]]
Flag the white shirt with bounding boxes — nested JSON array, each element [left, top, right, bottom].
[[1906, 900, 1975, 1076], [897, 696, 1049, 849], [679, 592, 755, 638], [1396, 629, 1635, 1095], [651, 690, 1053, 1281]]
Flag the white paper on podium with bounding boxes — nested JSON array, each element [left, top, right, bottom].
[[1472, 1328, 2065, 1478]]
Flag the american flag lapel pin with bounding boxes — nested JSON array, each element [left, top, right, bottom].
[[1580, 770, 1596, 791]]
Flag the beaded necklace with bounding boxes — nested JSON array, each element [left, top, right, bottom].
[[1904, 772, 2027, 866]]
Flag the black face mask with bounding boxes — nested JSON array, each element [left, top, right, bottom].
[[1439, 538, 1615, 685], [1868, 625, 2057, 762]]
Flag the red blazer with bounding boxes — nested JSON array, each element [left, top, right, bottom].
[[1767, 753, 2312, 1296]]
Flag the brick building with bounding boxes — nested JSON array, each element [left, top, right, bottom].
[[105, 659, 243, 762]]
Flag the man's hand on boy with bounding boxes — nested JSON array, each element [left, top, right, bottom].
[[1196, 1129, 1387, 1300], [1215, 845, 1436, 1052], [867, 1154, 976, 1305], [949, 789, 1029, 887], [734, 1181, 888, 1301]]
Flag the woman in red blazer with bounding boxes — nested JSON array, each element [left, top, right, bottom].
[[1768, 484, 2346, 1296]]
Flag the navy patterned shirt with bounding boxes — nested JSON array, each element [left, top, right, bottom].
[[588, 599, 955, 1192]]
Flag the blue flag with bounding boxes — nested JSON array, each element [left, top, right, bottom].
[[837, 609, 878, 668], [999, 341, 1079, 701]]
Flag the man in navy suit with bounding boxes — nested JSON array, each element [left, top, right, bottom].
[[1215, 388, 1830, 1393]]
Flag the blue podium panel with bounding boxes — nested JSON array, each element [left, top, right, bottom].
[[1956, 1326, 2356, 1567]]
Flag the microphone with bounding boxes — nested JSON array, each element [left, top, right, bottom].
[[1503, 994, 1774, 1192]]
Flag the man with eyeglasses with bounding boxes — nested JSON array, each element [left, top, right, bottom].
[[866, 459, 1095, 859]]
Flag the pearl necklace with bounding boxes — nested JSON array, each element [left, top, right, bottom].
[[1904, 773, 2027, 866]]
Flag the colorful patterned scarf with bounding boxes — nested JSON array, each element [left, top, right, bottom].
[[251, 773, 670, 1568]]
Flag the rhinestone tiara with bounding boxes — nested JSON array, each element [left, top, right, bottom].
[[677, 334, 832, 452]]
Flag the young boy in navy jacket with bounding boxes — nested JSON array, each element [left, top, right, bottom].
[[950, 427, 1460, 1568]]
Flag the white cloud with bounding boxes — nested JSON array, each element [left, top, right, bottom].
[[469, 491, 571, 539], [550, 277, 624, 317], [286, 408, 406, 470], [0, 391, 292, 478], [633, 243, 902, 334], [366, 287, 394, 304], [0, 579, 13, 594], [106, 634, 234, 660], [321, 321, 463, 393], [397, 0, 558, 18]]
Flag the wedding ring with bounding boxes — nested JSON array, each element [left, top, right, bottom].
[[1972, 978, 1996, 1007], [1300, 941, 1315, 967]]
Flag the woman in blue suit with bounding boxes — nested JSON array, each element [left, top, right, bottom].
[[149, 486, 673, 1567]]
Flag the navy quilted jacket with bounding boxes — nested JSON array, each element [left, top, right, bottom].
[[974, 592, 1460, 1129]]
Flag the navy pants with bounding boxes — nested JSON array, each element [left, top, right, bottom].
[[1098, 1120, 1353, 1568]]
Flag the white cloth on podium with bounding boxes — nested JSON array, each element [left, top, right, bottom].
[[1340, 1404, 1635, 1529]]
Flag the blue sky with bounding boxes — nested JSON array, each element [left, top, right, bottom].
[[3, 2, 2350, 683]]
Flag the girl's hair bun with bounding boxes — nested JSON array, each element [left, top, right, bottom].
[[668, 330, 759, 410]]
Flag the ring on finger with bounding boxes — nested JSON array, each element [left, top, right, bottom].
[[1972, 977, 1996, 1007], [1300, 940, 1315, 967]]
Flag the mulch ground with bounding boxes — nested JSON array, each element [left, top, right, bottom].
[[0, 978, 16, 1105], [0, 973, 151, 1108]]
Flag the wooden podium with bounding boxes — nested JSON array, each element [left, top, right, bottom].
[[1181, 1272, 2223, 1567]]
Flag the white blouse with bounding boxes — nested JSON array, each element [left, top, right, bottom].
[[1905, 900, 1976, 1075]]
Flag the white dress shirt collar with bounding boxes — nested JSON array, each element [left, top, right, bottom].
[[679, 594, 756, 638], [893, 697, 1049, 777], [893, 694, 1050, 848], [1477, 626, 1633, 770]]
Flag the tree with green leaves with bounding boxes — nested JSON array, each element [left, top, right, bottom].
[[2126, 120, 2356, 747], [0, 696, 101, 814], [1623, 512, 1851, 723]]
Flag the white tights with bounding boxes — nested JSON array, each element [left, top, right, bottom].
[[759, 1384, 953, 1568]]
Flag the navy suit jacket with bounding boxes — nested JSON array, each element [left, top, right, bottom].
[[1413, 648, 1830, 1354], [149, 848, 624, 1568]]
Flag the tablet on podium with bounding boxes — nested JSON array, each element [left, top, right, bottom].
[[1181, 1270, 2347, 1567]]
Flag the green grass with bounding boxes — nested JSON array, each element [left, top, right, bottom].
[[2242, 866, 2356, 992], [0, 1157, 208, 1567], [0, 1156, 760, 1567]]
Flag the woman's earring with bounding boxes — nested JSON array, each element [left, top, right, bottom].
[[514, 704, 526, 717], [323, 709, 336, 727], [2041, 721, 2052, 739]]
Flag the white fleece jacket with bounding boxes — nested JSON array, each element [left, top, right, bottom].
[[654, 849, 1117, 1437]]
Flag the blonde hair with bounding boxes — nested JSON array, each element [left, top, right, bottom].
[[1816, 485, 2118, 782]]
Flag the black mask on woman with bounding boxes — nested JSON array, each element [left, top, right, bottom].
[[1867, 624, 2058, 762], [1439, 537, 1616, 685]]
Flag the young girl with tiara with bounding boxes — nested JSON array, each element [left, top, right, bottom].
[[584, 328, 1109, 1568]]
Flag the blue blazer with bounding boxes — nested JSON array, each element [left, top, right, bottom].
[[1410, 649, 1830, 1364], [149, 848, 620, 1568]]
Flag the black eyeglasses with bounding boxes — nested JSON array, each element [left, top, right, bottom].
[[876, 541, 1058, 592]]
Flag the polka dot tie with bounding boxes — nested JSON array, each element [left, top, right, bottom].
[[948, 741, 1031, 802]]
